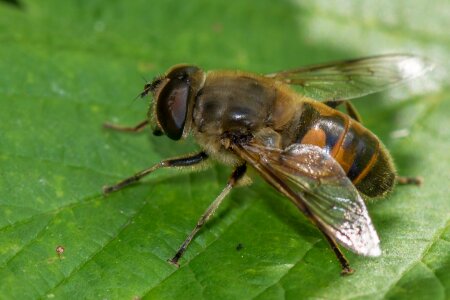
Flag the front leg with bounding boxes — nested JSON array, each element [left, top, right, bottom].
[[103, 120, 149, 133], [103, 152, 209, 194]]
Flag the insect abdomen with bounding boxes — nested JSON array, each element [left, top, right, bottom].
[[295, 102, 395, 198]]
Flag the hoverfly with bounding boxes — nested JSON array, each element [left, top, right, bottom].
[[103, 54, 433, 274]]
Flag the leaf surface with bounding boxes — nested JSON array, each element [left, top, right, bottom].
[[0, 1, 448, 299]]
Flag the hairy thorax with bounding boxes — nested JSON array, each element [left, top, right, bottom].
[[191, 71, 302, 165]]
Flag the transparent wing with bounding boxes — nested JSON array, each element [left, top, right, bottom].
[[265, 54, 434, 101], [235, 142, 380, 256]]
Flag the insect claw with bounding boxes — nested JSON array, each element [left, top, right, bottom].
[[167, 258, 180, 268], [103, 122, 121, 130], [102, 185, 114, 195], [341, 267, 355, 276]]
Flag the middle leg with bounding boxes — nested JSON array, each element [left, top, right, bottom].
[[168, 163, 247, 266]]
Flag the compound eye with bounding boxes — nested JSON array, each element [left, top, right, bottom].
[[156, 79, 190, 140]]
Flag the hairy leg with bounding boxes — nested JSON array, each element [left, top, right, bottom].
[[103, 152, 209, 194], [168, 164, 247, 266]]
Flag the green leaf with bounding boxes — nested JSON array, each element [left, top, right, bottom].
[[0, 0, 448, 299]]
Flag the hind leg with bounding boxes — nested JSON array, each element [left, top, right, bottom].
[[397, 176, 423, 185], [324, 101, 362, 123]]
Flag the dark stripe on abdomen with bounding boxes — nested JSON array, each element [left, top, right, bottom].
[[293, 103, 395, 197], [296, 104, 347, 154], [341, 123, 379, 182]]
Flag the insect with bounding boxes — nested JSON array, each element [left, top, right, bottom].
[[55, 245, 64, 260], [103, 54, 432, 274]]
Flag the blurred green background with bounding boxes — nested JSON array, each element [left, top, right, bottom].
[[0, 0, 448, 299]]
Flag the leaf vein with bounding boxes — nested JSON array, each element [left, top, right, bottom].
[[39, 197, 150, 298], [380, 218, 450, 298]]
